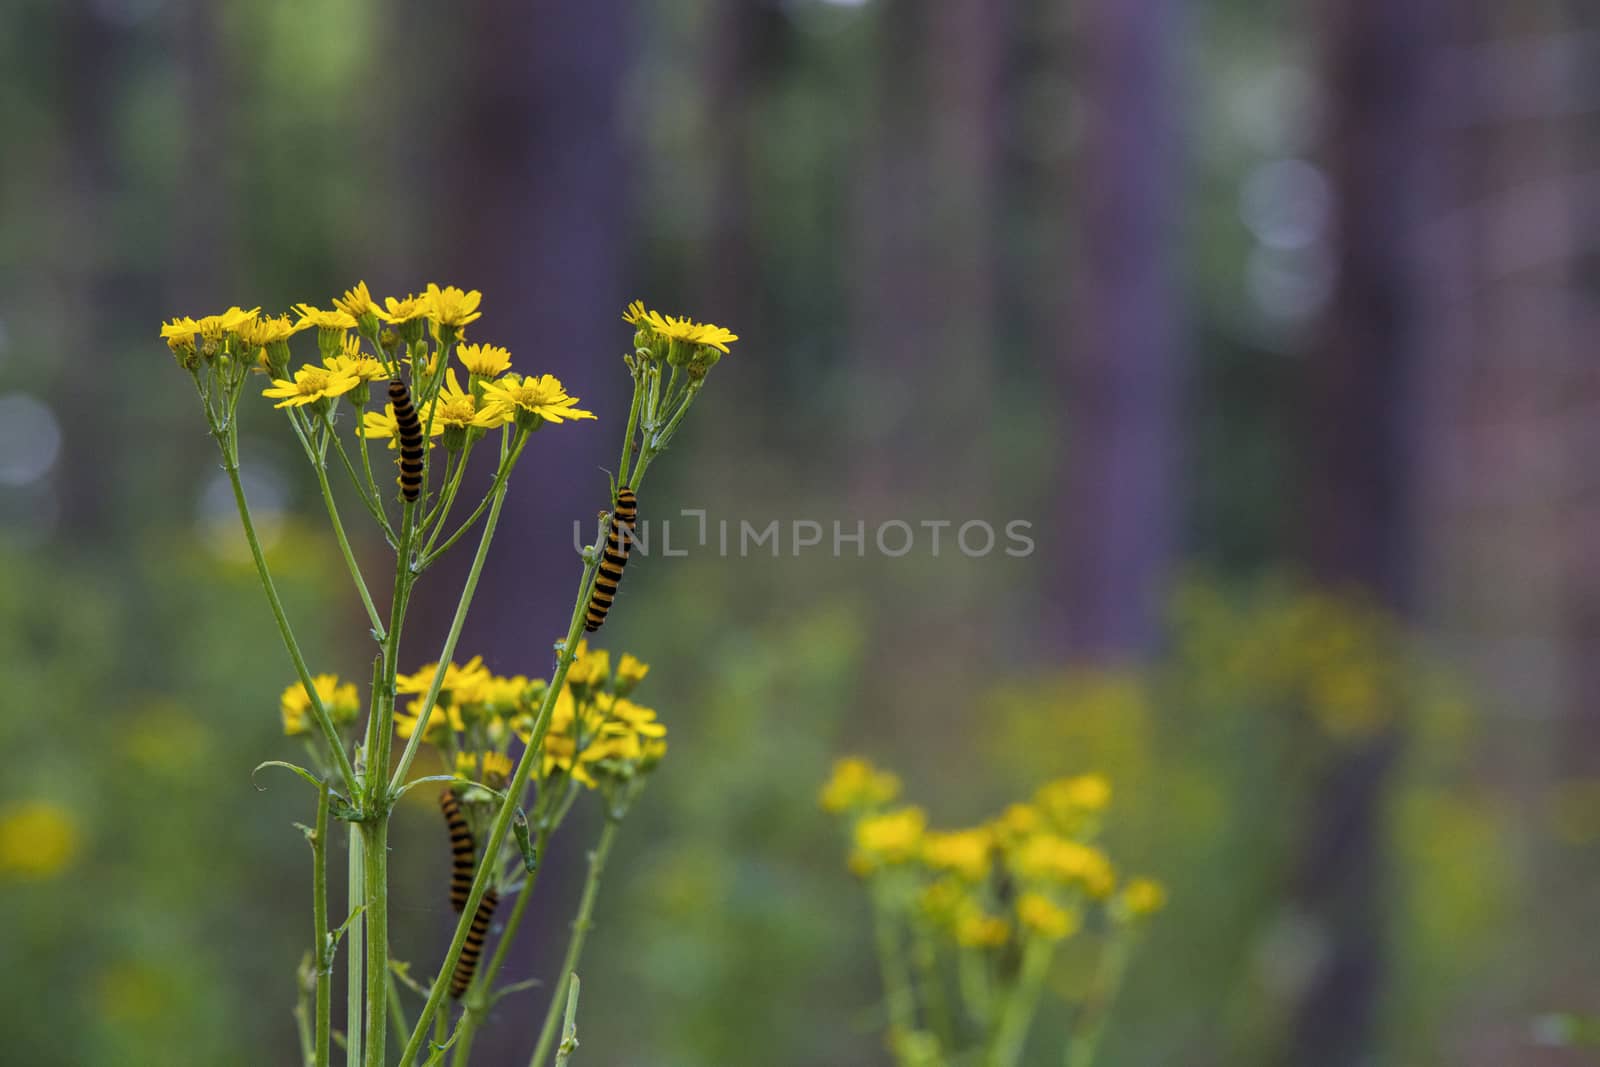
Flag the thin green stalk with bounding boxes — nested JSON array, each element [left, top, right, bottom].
[[912, 922, 954, 1052], [959, 947, 994, 1032], [987, 938, 1054, 1067], [296, 976, 315, 1067], [418, 433, 526, 571], [363, 820, 391, 1067], [529, 818, 621, 1067], [327, 417, 395, 539], [422, 437, 478, 543], [218, 432, 360, 796], [1064, 935, 1133, 1067], [388, 972, 411, 1050], [388, 458, 519, 791], [310, 424, 387, 639], [314, 779, 333, 1067], [450, 827, 551, 1067], [870, 880, 919, 1061], [553, 975, 581, 1067], [615, 369, 645, 486], [347, 827, 364, 1067]]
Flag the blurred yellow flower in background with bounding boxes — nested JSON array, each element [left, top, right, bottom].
[[281, 673, 361, 735], [819, 756, 901, 814], [922, 828, 993, 881], [0, 801, 81, 880], [1017, 892, 1079, 941], [853, 806, 927, 870]]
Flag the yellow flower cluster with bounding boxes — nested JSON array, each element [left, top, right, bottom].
[[824, 758, 1165, 954], [391, 642, 665, 792], [280, 673, 362, 736], [624, 300, 739, 354], [162, 284, 595, 441]]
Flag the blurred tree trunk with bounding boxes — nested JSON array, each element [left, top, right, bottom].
[[1285, 0, 1443, 1062], [1052, 0, 1184, 660], [851, 0, 1004, 507], [51, 1, 123, 536], [416, 4, 630, 1059]]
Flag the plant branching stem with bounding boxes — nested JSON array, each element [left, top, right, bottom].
[[987, 938, 1054, 1067]]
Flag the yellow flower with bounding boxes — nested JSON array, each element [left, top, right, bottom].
[[361, 404, 443, 448], [601, 695, 667, 739], [567, 641, 610, 690], [431, 368, 506, 431], [333, 281, 380, 321], [1119, 877, 1167, 920], [262, 364, 360, 408], [480, 674, 536, 717], [1036, 774, 1112, 835], [242, 312, 307, 347], [396, 656, 492, 702], [1017, 892, 1079, 941], [324, 337, 387, 384], [457, 343, 512, 377], [955, 911, 1011, 949], [623, 300, 738, 353], [1011, 834, 1116, 898], [377, 293, 427, 325], [455, 750, 515, 783], [160, 316, 201, 354], [819, 757, 902, 814], [280, 673, 361, 735], [852, 806, 926, 870], [394, 698, 464, 743], [294, 304, 358, 331], [615, 653, 650, 689], [196, 306, 261, 342], [990, 803, 1043, 845], [421, 283, 483, 328], [922, 828, 993, 881], [0, 801, 81, 880], [478, 373, 596, 425]]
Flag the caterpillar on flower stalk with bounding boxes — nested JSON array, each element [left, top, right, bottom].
[[389, 378, 424, 501], [439, 790, 475, 914], [584, 487, 638, 633], [449, 888, 499, 998]]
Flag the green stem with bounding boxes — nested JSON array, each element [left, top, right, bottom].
[[615, 370, 645, 487], [314, 779, 333, 1067], [912, 922, 954, 1053], [1064, 935, 1134, 1067], [450, 827, 551, 1067], [388, 973, 411, 1050], [388, 451, 520, 791], [347, 827, 364, 1067], [529, 818, 621, 1067], [987, 938, 1055, 1067], [218, 431, 360, 797], [363, 821, 390, 1067], [870, 879, 919, 1062], [310, 424, 387, 639], [958, 947, 994, 1032], [296, 975, 315, 1067], [553, 975, 581, 1067]]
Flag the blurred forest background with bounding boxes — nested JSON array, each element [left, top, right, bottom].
[[3, 0, 1599, 1064]]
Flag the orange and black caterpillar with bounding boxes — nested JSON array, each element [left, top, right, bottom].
[[389, 378, 424, 502], [448, 888, 499, 998], [584, 487, 638, 633], [439, 790, 474, 914]]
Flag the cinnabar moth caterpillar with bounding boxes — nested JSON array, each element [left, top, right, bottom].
[[584, 487, 638, 633], [439, 790, 474, 914], [389, 378, 424, 502], [449, 888, 499, 998]]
